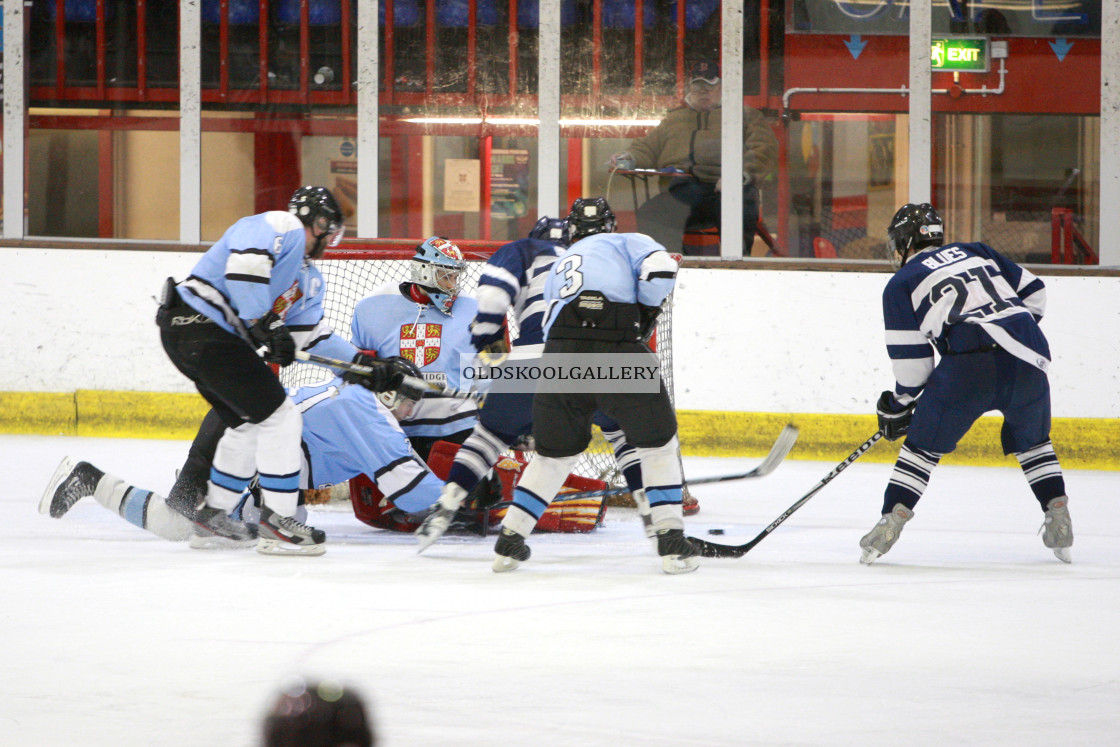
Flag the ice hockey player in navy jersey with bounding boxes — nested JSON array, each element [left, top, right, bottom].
[[860, 203, 1073, 564]]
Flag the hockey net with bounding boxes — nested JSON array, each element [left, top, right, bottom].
[[281, 243, 676, 493]]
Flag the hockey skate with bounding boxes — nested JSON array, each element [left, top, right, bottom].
[[190, 505, 258, 549], [415, 484, 468, 553], [859, 503, 914, 564], [1040, 496, 1073, 563], [656, 528, 700, 574], [415, 505, 457, 553], [492, 528, 531, 572], [40, 458, 103, 518], [257, 505, 326, 556]]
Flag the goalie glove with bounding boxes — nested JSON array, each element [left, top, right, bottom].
[[876, 391, 916, 442], [248, 311, 296, 367]]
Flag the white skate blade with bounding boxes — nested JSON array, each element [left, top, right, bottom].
[[492, 555, 522, 573], [860, 547, 882, 565], [661, 554, 699, 575], [40, 457, 76, 515], [256, 538, 326, 557], [1053, 547, 1072, 564], [189, 534, 256, 550], [415, 514, 452, 554]]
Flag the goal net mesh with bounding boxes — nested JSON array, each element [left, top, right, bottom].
[[281, 247, 675, 488]]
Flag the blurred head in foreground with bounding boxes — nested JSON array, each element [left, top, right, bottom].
[[262, 676, 374, 747]]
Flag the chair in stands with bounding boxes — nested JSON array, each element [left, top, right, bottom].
[[600, 0, 661, 91], [433, 0, 504, 93], [381, 0, 425, 91], [514, 0, 578, 93], [201, 0, 261, 88], [271, 0, 346, 89], [38, 0, 125, 86]]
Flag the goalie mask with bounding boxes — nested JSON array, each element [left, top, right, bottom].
[[886, 203, 944, 270], [411, 236, 466, 315], [566, 197, 617, 244], [288, 185, 346, 259], [528, 216, 570, 247]]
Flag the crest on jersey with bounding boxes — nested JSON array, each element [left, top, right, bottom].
[[399, 323, 443, 366], [269, 281, 304, 319], [427, 237, 464, 263]]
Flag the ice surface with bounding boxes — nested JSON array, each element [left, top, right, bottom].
[[4, 434, 1118, 746]]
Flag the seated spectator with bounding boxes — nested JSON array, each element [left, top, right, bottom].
[[608, 60, 778, 255]]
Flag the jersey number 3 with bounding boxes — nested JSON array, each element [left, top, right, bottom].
[[555, 255, 584, 298]]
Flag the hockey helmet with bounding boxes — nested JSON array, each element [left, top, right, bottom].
[[410, 236, 465, 315], [288, 185, 345, 258], [375, 355, 423, 418], [528, 216, 570, 247], [886, 203, 944, 269], [261, 676, 373, 747], [566, 197, 617, 244]]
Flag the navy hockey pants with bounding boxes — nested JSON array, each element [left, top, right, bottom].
[[906, 347, 1051, 456]]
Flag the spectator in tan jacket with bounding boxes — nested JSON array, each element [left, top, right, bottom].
[[609, 59, 778, 255]]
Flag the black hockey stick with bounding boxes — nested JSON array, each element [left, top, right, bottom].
[[556, 424, 800, 501], [692, 431, 883, 559], [294, 350, 485, 404]]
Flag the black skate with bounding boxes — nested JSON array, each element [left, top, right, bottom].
[[656, 528, 700, 574], [190, 505, 258, 550], [492, 527, 531, 573], [40, 458, 104, 519], [257, 505, 326, 556]]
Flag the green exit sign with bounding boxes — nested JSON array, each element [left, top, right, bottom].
[[931, 37, 990, 73]]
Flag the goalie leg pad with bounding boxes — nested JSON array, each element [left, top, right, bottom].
[[501, 454, 579, 536]]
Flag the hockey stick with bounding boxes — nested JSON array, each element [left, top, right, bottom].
[[691, 431, 883, 559], [556, 424, 800, 501], [293, 350, 485, 404]]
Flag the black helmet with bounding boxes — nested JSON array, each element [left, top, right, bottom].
[[288, 186, 345, 257], [566, 197, 617, 243], [886, 203, 944, 269], [261, 677, 373, 747], [528, 216, 570, 246]]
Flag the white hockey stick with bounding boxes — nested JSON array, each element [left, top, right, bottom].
[[294, 350, 485, 404], [558, 424, 800, 501]]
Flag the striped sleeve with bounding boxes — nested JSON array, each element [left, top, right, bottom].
[[883, 280, 933, 402]]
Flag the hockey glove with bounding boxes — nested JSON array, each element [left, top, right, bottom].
[[638, 304, 662, 343], [342, 353, 407, 393], [876, 391, 916, 442], [248, 311, 296, 367]]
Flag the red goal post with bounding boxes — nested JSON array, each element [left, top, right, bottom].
[[281, 239, 678, 487]]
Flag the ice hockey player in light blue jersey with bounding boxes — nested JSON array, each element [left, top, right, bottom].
[[160, 187, 402, 557], [176, 200, 355, 365], [542, 230, 677, 338], [40, 370, 442, 543], [350, 237, 480, 459], [415, 215, 662, 552], [487, 197, 699, 574], [860, 203, 1073, 565]]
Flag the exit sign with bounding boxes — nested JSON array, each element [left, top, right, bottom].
[[931, 37, 990, 73]]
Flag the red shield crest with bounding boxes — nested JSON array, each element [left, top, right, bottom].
[[399, 323, 442, 366]]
